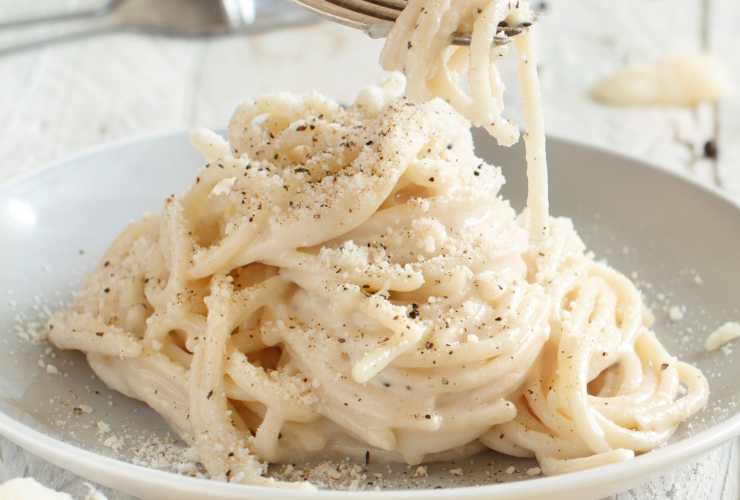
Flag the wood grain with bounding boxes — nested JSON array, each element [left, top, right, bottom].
[[0, 1, 738, 498]]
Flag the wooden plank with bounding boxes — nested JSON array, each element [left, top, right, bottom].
[[0, 34, 203, 181], [533, 0, 711, 179], [190, 23, 385, 127], [612, 441, 739, 500], [0, 23, 385, 182]]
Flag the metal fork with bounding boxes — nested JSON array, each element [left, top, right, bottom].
[[0, 0, 319, 56], [290, 0, 536, 45]]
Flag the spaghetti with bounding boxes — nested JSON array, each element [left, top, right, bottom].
[[47, 0, 708, 485]]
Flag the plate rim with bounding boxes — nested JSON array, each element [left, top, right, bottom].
[[2, 129, 740, 499]]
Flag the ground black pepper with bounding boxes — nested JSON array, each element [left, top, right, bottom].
[[704, 139, 718, 159]]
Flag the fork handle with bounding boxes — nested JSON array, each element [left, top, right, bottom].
[[0, 15, 122, 57], [0, 1, 320, 56], [0, 0, 121, 30], [248, 1, 321, 33]]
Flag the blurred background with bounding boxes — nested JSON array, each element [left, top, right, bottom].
[[0, 0, 737, 192], [0, 1, 738, 499]]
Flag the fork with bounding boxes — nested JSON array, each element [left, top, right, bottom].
[[290, 0, 536, 45], [0, 0, 319, 56]]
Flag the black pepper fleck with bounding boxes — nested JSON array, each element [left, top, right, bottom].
[[704, 139, 718, 159]]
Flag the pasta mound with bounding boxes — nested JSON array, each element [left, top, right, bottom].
[[48, 77, 707, 484]]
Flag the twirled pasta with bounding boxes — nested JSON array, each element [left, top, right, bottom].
[[47, 0, 708, 486]]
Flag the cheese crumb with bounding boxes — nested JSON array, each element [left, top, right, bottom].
[[526, 467, 542, 476], [413, 466, 428, 478], [705, 322, 740, 351], [76, 404, 93, 414], [103, 434, 125, 452], [668, 306, 684, 322], [209, 176, 237, 197]]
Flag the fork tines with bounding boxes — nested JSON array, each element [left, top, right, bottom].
[[320, 0, 401, 22], [292, 0, 536, 45]]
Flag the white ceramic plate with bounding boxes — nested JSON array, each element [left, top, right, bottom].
[[1, 130, 739, 500]]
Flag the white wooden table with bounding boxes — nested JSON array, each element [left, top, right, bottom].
[[1, 1, 739, 498]]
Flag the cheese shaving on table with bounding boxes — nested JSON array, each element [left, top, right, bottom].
[[591, 53, 733, 107]]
